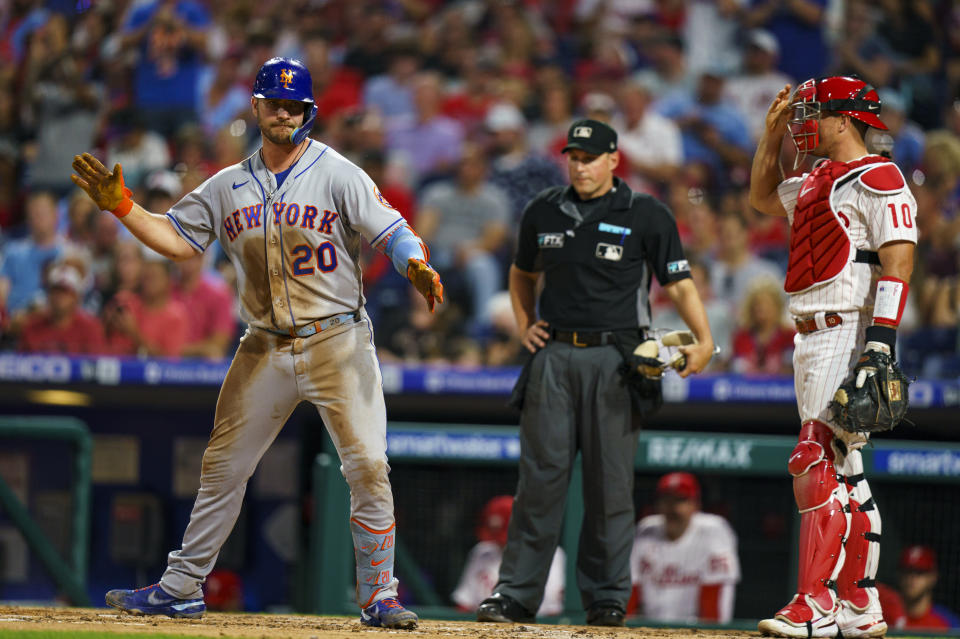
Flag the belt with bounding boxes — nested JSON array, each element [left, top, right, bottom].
[[267, 311, 360, 338], [795, 312, 843, 335], [854, 249, 880, 265], [551, 328, 640, 347]]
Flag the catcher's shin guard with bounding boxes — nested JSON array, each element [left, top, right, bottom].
[[836, 450, 887, 638], [759, 421, 848, 637], [351, 519, 400, 608]]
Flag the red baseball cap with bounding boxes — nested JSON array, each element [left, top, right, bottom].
[[656, 472, 700, 501], [476, 495, 513, 547], [899, 545, 937, 572]]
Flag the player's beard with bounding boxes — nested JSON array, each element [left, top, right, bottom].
[[256, 107, 300, 147], [261, 120, 297, 146]]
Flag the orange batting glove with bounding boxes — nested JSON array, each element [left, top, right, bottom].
[[407, 258, 444, 313], [71, 152, 133, 218]]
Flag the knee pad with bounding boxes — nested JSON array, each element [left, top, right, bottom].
[[790, 421, 840, 512]]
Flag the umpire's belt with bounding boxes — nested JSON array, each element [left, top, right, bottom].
[[794, 312, 843, 335], [551, 328, 641, 347], [269, 311, 360, 338]]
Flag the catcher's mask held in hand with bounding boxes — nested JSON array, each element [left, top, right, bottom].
[[253, 57, 318, 145], [633, 339, 664, 378], [631, 330, 701, 377], [788, 76, 887, 169]]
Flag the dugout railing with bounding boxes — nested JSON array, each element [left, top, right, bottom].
[[0, 416, 92, 605], [307, 423, 960, 628]]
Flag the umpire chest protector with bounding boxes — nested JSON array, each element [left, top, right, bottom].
[[515, 178, 690, 331], [785, 156, 892, 293]]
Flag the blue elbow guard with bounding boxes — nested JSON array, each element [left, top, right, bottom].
[[383, 224, 429, 275]]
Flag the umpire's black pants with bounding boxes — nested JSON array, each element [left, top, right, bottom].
[[495, 340, 639, 614]]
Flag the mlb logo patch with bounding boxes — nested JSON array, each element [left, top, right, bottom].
[[538, 233, 565, 248], [595, 243, 623, 261], [667, 259, 690, 274], [573, 126, 593, 138]]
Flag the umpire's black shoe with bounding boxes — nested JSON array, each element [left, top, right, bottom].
[[586, 600, 626, 627], [477, 593, 534, 623]]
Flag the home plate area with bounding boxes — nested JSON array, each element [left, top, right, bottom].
[[0, 606, 756, 639]]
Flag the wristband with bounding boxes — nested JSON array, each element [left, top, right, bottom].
[[382, 223, 430, 276], [110, 187, 134, 219], [872, 276, 908, 327], [865, 325, 896, 351]]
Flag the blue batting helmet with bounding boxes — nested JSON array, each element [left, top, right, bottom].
[[252, 57, 318, 145]]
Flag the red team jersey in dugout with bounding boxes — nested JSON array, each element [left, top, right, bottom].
[[777, 156, 917, 317], [630, 513, 740, 623]]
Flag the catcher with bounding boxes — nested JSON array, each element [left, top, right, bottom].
[[749, 76, 916, 638]]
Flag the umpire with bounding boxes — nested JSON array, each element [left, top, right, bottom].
[[477, 119, 715, 626]]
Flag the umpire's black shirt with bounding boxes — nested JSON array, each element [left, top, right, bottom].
[[515, 177, 691, 331]]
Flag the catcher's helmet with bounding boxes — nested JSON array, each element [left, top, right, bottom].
[[252, 57, 318, 145], [789, 76, 887, 166]]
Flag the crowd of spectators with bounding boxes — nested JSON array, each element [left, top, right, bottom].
[[0, 0, 959, 377]]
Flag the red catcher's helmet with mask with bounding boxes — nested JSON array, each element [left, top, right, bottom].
[[789, 76, 887, 167]]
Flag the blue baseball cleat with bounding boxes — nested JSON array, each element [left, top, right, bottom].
[[360, 598, 419, 629], [105, 583, 205, 619]]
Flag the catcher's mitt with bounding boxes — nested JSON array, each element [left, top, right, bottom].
[[831, 348, 910, 433]]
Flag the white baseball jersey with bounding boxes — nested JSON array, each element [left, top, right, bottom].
[[777, 156, 917, 318], [167, 140, 407, 332], [630, 512, 740, 623], [452, 542, 566, 616]]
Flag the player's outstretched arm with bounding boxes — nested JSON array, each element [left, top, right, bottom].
[[748, 84, 792, 218], [71, 153, 199, 262], [662, 278, 714, 377]]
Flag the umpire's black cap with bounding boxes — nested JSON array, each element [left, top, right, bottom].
[[562, 119, 618, 155]]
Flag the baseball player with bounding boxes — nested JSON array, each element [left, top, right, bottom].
[[629, 473, 740, 624], [749, 76, 917, 638], [898, 546, 960, 630], [452, 496, 566, 616], [71, 57, 443, 629]]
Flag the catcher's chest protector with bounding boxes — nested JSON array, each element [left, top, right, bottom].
[[785, 156, 889, 293]]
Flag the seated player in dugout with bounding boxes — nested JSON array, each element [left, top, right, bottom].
[[628, 473, 740, 624], [750, 76, 917, 638], [70, 57, 442, 630], [896, 545, 960, 631], [452, 495, 566, 616]]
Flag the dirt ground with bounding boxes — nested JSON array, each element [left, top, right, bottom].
[[0, 606, 757, 639]]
